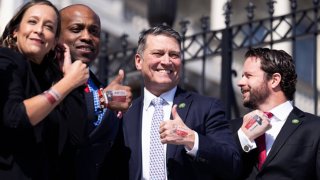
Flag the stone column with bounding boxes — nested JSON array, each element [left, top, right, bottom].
[[0, 0, 23, 34], [271, 0, 291, 54], [210, 0, 228, 30], [317, 35, 320, 113]]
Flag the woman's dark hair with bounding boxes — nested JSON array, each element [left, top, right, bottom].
[[0, 0, 61, 50], [0, 0, 64, 81], [245, 48, 297, 100]]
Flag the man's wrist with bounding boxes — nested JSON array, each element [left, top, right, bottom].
[[185, 131, 198, 157], [184, 130, 195, 150], [98, 88, 108, 109], [238, 128, 257, 152]]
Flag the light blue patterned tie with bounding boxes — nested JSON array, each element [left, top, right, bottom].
[[150, 97, 166, 180], [86, 78, 106, 126]]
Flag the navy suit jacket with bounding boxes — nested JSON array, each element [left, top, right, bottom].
[[230, 107, 320, 180], [123, 87, 241, 180], [74, 73, 121, 180]]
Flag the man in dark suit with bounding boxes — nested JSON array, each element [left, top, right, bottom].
[[230, 48, 320, 179], [122, 25, 241, 180], [59, 4, 132, 180]]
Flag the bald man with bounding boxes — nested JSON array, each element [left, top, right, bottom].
[[59, 4, 131, 180]]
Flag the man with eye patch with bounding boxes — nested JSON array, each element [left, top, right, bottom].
[[230, 48, 320, 180], [58, 4, 132, 180]]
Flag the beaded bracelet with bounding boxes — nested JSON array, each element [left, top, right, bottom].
[[98, 88, 108, 109]]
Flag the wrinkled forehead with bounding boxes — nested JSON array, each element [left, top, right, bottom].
[[146, 34, 180, 48]]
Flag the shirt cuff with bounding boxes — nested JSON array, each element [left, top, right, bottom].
[[238, 128, 257, 152], [185, 131, 199, 157]]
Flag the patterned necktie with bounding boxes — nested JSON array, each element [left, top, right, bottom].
[[256, 112, 273, 170], [150, 97, 166, 180], [86, 79, 106, 126]]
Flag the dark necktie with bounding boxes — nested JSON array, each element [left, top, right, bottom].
[[256, 112, 273, 170]]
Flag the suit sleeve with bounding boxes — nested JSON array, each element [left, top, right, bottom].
[[195, 99, 241, 179], [317, 141, 320, 179], [0, 48, 31, 128]]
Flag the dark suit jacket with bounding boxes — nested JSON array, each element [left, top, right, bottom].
[[230, 107, 320, 180], [0, 47, 83, 179], [74, 72, 121, 180], [0, 47, 119, 180], [123, 87, 241, 180]]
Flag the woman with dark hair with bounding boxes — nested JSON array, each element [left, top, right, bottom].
[[0, 1, 89, 179]]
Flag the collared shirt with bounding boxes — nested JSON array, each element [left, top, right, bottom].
[[238, 101, 293, 154], [141, 87, 199, 180]]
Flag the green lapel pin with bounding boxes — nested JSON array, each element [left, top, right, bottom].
[[178, 103, 186, 109], [292, 119, 300, 124]]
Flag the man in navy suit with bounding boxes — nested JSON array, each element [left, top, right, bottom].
[[230, 48, 320, 179], [59, 4, 132, 180], [122, 25, 241, 180]]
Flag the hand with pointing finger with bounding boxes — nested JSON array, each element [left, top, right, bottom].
[[160, 105, 195, 150]]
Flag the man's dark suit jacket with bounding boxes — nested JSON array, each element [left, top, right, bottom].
[[230, 107, 320, 180], [123, 87, 241, 180], [73, 72, 121, 180]]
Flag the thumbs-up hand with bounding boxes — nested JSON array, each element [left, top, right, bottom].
[[62, 44, 89, 88], [160, 105, 195, 150], [62, 43, 72, 73], [103, 69, 132, 112]]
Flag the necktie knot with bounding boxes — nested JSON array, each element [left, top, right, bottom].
[[152, 97, 165, 107], [264, 112, 273, 119]]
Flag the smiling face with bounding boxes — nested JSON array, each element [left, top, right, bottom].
[[237, 56, 271, 109], [59, 5, 100, 64], [13, 4, 58, 63], [135, 34, 181, 96]]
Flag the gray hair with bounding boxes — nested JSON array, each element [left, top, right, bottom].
[[136, 25, 181, 55]]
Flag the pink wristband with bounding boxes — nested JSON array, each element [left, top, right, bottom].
[[43, 88, 61, 104], [43, 91, 56, 104]]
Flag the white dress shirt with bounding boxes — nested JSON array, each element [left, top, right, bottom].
[[238, 101, 293, 155], [141, 87, 199, 180]]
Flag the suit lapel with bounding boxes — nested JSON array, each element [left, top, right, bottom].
[[127, 97, 144, 149], [89, 72, 104, 87], [262, 107, 305, 169], [125, 97, 144, 179], [172, 87, 192, 122], [83, 91, 96, 134], [167, 88, 192, 159], [89, 110, 119, 141]]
